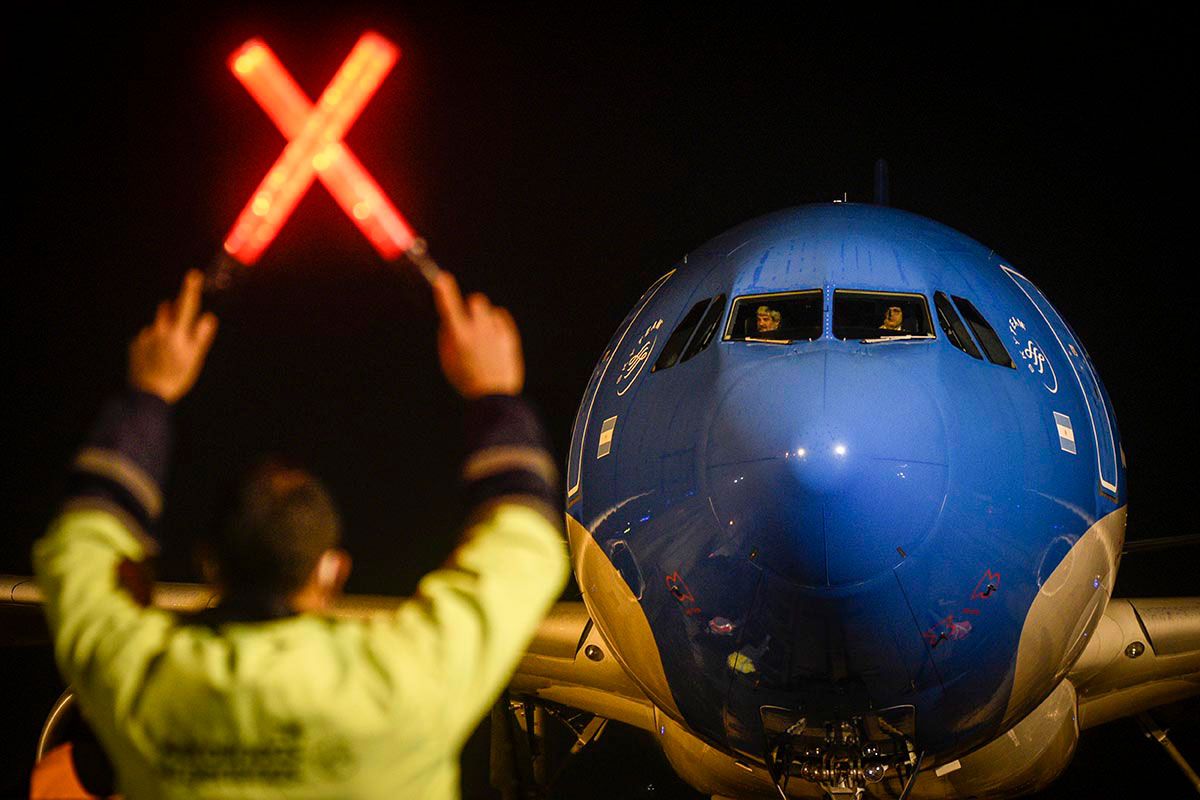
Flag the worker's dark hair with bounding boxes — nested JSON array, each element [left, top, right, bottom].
[[211, 458, 342, 596]]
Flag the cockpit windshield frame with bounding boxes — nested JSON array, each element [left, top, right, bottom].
[[723, 290, 824, 344], [832, 289, 935, 342]]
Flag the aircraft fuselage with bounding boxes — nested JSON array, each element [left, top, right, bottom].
[[565, 204, 1126, 791]]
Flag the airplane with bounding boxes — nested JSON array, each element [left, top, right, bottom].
[[3, 200, 1199, 799]]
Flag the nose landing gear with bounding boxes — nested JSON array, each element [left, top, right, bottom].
[[760, 705, 922, 799]]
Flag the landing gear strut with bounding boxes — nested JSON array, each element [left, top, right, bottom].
[[1138, 712, 1200, 794], [490, 692, 610, 799]]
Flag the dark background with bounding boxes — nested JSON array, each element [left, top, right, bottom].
[[4, 3, 1195, 797]]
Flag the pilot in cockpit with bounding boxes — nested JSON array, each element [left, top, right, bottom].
[[756, 306, 783, 335], [879, 305, 904, 333]]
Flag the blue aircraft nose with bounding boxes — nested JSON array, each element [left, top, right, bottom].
[[705, 350, 948, 588]]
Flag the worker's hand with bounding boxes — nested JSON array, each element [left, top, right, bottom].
[[128, 270, 219, 404], [431, 272, 524, 398]]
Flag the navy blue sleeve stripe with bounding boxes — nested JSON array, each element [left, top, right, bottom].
[[462, 446, 558, 487], [461, 396, 560, 526], [73, 448, 164, 520]]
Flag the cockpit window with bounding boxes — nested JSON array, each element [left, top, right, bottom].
[[951, 296, 1015, 368], [680, 294, 726, 363], [832, 291, 933, 341], [724, 291, 823, 343], [653, 298, 710, 372], [934, 291, 982, 359]]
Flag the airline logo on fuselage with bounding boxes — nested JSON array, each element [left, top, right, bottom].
[[615, 319, 663, 397]]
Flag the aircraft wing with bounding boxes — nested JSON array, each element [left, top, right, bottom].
[[1070, 596, 1200, 728], [10, 573, 1198, 730]]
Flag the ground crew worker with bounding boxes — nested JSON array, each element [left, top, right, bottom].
[[33, 269, 570, 798]]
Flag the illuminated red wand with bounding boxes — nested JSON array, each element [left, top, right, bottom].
[[209, 32, 440, 291]]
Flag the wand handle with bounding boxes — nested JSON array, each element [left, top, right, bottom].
[[402, 238, 441, 285], [204, 250, 244, 299]]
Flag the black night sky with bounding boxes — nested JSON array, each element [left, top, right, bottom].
[[4, 4, 1196, 797]]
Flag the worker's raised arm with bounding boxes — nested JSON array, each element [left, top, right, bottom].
[[34, 271, 218, 696], [374, 272, 569, 745]]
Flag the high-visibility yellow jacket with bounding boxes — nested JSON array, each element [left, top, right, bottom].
[[35, 392, 569, 799]]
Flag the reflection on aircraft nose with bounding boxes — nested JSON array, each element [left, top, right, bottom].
[[706, 352, 948, 588]]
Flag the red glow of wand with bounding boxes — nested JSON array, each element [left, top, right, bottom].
[[211, 32, 440, 291]]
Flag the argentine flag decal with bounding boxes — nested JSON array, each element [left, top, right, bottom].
[[597, 415, 618, 458], [1053, 412, 1077, 455]]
